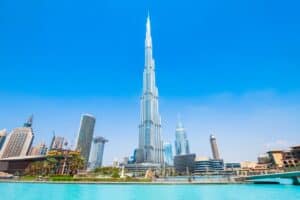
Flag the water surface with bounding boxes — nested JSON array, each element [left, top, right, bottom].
[[1, 183, 299, 200]]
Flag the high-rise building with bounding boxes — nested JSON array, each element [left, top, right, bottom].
[[163, 142, 173, 166], [0, 129, 7, 151], [76, 114, 96, 165], [210, 134, 220, 160], [137, 14, 164, 164], [50, 133, 65, 150], [175, 118, 190, 155], [88, 136, 108, 170], [0, 116, 34, 158], [29, 142, 48, 156]]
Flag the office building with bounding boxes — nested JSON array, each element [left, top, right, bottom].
[[193, 157, 224, 174], [267, 150, 284, 168], [225, 162, 241, 170], [137, 14, 164, 164], [210, 134, 221, 160], [29, 142, 48, 156], [163, 142, 173, 166], [174, 154, 196, 175], [88, 136, 108, 170], [0, 129, 7, 151], [0, 116, 34, 158], [76, 114, 96, 165], [175, 118, 190, 155], [50, 134, 65, 150]]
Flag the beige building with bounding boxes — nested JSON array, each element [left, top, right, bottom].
[[0, 127, 34, 158], [267, 150, 284, 168]]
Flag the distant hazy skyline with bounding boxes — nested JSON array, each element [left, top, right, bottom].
[[1, 0, 299, 165]]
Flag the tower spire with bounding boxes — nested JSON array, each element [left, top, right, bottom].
[[138, 14, 163, 164], [145, 13, 152, 48]]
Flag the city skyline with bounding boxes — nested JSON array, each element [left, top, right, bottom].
[[1, 0, 300, 165]]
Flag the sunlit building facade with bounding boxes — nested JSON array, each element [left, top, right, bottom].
[[175, 119, 190, 155], [137, 15, 164, 164], [0, 116, 34, 158]]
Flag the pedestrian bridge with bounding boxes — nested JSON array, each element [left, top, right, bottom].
[[245, 171, 300, 185]]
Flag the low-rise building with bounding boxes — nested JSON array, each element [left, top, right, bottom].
[[174, 153, 196, 175], [193, 157, 224, 174]]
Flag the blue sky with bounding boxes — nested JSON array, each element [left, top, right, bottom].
[[0, 0, 300, 165]]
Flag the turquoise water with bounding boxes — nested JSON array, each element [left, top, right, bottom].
[[1, 183, 300, 200]]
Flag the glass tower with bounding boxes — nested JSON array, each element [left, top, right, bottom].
[[0, 129, 7, 151], [175, 118, 190, 155], [76, 114, 96, 166], [163, 142, 173, 166], [138, 14, 164, 164], [88, 136, 108, 170]]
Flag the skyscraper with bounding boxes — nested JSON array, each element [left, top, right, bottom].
[[88, 136, 108, 170], [29, 142, 48, 156], [175, 118, 190, 155], [0, 129, 7, 151], [163, 142, 173, 166], [210, 134, 221, 160], [0, 116, 34, 158], [50, 133, 65, 150], [138, 14, 164, 164], [76, 114, 96, 166]]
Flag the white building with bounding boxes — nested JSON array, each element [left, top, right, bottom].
[[0, 116, 34, 158]]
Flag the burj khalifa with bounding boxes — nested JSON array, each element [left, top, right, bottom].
[[137, 15, 164, 164]]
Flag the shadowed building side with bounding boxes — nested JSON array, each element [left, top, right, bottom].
[[210, 134, 220, 160], [76, 114, 96, 167], [88, 136, 108, 170], [0, 129, 7, 151]]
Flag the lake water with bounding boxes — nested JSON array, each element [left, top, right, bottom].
[[1, 183, 299, 200]]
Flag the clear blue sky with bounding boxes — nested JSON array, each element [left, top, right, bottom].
[[1, 0, 299, 165]]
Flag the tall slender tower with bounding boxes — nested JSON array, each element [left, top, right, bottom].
[[138, 14, 164, 164], [175, 117, 190, 155], [88, 136, 108, 170], [76, 114, 96, 167], [210, 134, 221, 160]]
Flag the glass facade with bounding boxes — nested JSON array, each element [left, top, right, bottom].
[[76, 114, 96, 166], [163, 142, 173, 166], [174, 154, 196, 175], [175, 120, 190, 155], [138, 15, 164, 164], [193, 159, 224, 173], [0, 129, 7, 151], [88, 136, 108, 170]]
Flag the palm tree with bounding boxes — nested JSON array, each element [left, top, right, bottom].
[[68, 155, 84, 175], [47, 157, 58, 175]]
